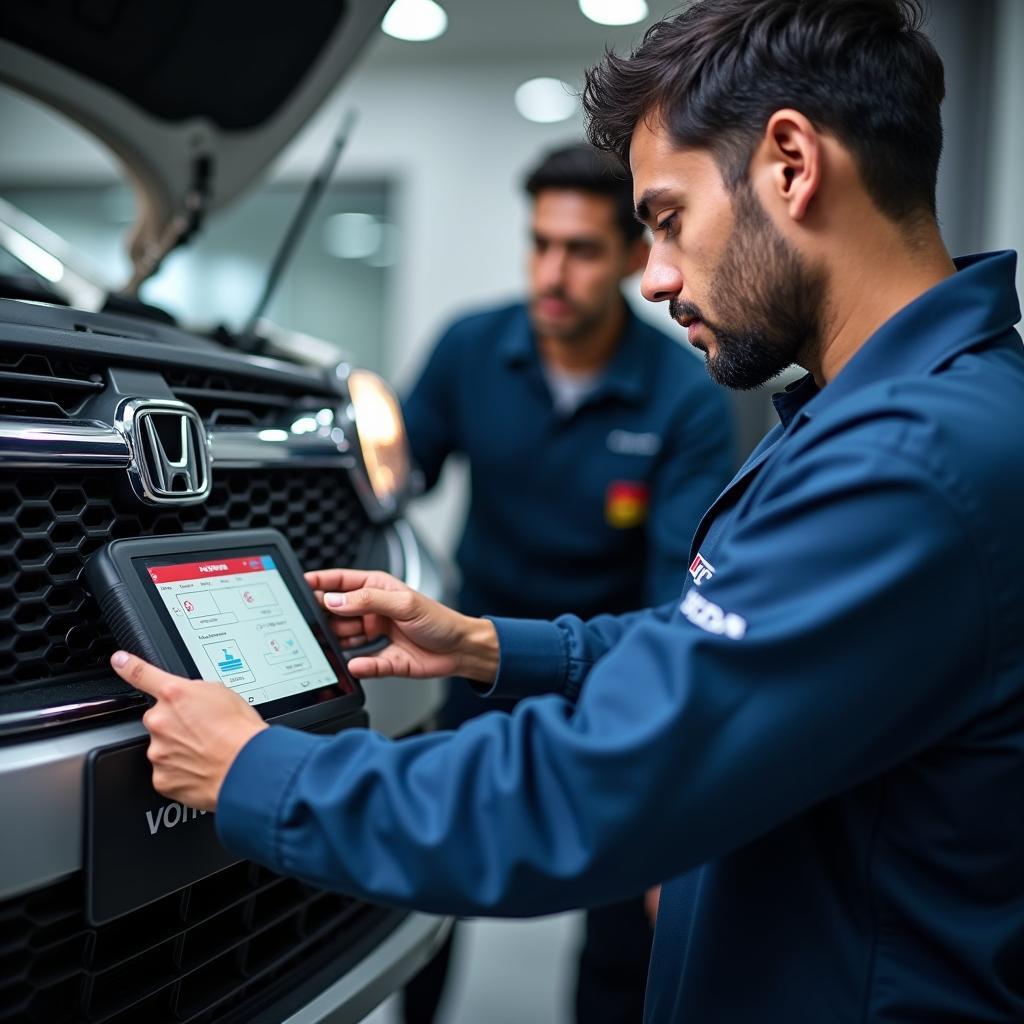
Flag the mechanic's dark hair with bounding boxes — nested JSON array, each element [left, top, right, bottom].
[[582, 0, 945, 224], [524, 142, 645, 243]]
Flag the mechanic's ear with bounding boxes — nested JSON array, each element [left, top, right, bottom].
[[761, 108, 821, 223]]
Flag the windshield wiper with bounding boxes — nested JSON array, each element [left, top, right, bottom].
[[235, 109, 358, 353]]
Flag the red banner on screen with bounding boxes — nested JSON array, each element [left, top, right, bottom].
[[147, 556, 266, 584]]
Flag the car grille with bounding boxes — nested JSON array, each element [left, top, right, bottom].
[[162, 367, 323, 427], [0, 863, 402, 1024], [0, 467, 369, 686], [0, 352, 104, 419], [0, 351, 326, 426]]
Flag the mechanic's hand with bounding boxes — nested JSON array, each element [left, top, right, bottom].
[[305, 568, 499, 683], [109, 651, 268, 810]]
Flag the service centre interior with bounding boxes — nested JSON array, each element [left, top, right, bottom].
[[1, 2, 1023, 1022]]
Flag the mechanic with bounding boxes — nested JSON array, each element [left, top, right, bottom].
[[109, 1, 1024, 1020], [400, 140, 735, 1024]]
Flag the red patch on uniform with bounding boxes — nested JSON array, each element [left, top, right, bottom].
[[606, 480, 649, 528]]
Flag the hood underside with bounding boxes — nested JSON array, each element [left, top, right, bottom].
[[0, 0, 390, 289]]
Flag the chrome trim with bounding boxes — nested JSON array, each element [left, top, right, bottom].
[[282, 913, 452, 1024], [0, 694, 146, 737], [0, 417, 130, 467], [209, 426, 358, 468], [0, 415, 357, 470], [114, 397, 212, 506], [0, 716, 149, 902]]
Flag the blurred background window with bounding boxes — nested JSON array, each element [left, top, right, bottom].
[[0, 182, 393, 373]]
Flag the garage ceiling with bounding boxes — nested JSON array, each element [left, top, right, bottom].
[[368, 0, 687, 64]]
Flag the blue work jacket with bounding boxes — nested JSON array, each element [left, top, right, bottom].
[[401, 301, 735, 616], [218, 251, 1024, 1022]]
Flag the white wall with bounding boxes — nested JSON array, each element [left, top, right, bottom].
[[987, 0, 1024, 299]]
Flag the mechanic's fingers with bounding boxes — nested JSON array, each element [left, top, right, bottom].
[[150, 770, 173, 798], [346, 645, 423, 678], [111, 651, 184, 700], [329, 614, 387, 649], [305, 568, 400, 595], [323, 587, 416, 622], [346, 653, 396, 678]]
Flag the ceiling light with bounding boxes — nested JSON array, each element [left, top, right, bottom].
[[578, 0, 649, 26], [514, 78, 578, 124], [323, 213, 383, 260], [381, 0, 448, 42]]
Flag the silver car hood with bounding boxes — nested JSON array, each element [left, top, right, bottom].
[[0, 0, 389, 289]]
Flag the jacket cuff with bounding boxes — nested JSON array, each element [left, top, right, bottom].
[[216, 725, 324, 869], [482, 616, 568, 700]]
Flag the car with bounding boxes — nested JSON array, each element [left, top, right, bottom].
[[0, 3, 453, 1022]]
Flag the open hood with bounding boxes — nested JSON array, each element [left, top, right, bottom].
[[0, 0, 390, 291]]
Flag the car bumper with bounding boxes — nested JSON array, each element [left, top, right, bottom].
[[280, 912, 452, 1024]]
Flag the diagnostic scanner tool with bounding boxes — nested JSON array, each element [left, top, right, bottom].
[[85, 529, 362, 724]]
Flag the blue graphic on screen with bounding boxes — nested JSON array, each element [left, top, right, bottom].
[[217, 647, 244, 673]]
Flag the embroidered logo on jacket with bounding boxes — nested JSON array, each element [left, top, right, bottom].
[[607, 429, 662, 456], [689, 553, 716, 585], [680, 589, 747, 639]]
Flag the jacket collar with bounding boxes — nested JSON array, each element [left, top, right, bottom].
[[772, 250, 1020, 429], [498, 301, 652, 406]]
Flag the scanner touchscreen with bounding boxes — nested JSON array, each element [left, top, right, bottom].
[[145, 554, 337, 706]]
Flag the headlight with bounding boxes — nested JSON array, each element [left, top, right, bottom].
[[346, 368, 410, 517]]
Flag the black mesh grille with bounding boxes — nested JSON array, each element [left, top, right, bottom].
[[0, 353, 104, 419], [162, 367, 325, 427], [0, 468, 369, 686], [0, 864, 400, 1024]]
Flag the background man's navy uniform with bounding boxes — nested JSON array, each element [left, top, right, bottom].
[[401, 299, 734, 1021], [403, 301, 734, 624], [219, 251, 1024, 1022]]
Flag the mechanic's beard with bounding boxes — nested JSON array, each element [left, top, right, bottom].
[[672, 183, 826, 391]]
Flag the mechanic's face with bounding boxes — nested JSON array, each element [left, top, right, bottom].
[[528, 189, 644, 342], [631, 120, 824, 389]]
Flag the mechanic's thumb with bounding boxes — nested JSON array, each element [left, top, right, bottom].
[[323, 586, 416, 621]]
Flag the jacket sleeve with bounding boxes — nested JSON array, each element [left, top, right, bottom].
[[644, 382, 735, 604], [216, 441, 990, 918], [401, 325, 462, 492], [483, 599, 680, 703]]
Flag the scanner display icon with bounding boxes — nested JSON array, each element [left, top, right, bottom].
[[217, 648, 244, 673]]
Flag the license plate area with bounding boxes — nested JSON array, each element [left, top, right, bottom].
[[83, 738, 237, 925]]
